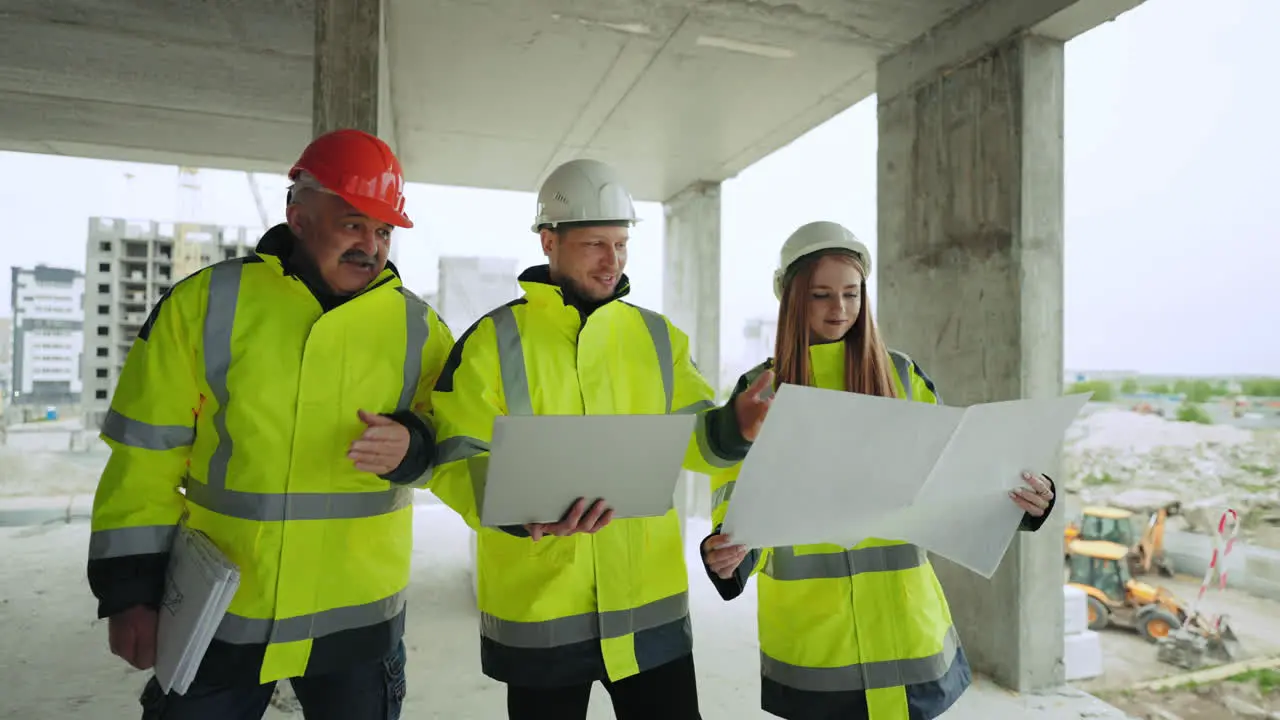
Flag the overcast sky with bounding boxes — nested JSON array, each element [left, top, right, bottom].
[[0, 0, 1276, 378]]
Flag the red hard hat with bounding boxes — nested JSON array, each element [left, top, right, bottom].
[[289, 128, 413, 228]]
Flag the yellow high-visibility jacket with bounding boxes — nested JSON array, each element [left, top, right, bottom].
[[87, 225, 454, 685], [711, 343, 968, 720], [429, 265, 748, 688]]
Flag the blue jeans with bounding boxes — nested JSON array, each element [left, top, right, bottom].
[[140, 641, 406, 720]]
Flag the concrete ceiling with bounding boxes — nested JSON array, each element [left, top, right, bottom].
[[0, 0, 1133, 201], [389, 0, 977, 199]]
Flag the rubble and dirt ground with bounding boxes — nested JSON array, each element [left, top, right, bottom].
[[1064, 406, 1280, 548], [1094, 667, 1280, 720]]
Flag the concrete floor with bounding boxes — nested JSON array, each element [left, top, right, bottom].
[[0, 505, 1133, 719]]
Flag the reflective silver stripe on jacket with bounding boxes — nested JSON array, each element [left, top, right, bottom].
[[488, 303, 678, 417], [761, 624, 960, 692], [676, 399, 715, 415], [480, 591, 688, 648], [88, 524, 178, 559], [634, 307, 674, 413], [490, 305, 532, 416], [435, 435, 490, 465], [397, 288, 431, 413], [888, 349, 913, 402], [185, 259, 422, 522], [203, 259, 241, 493], [101, 410, 194, 451], [711, 482, 734, 510], [183, 482, 414, 522], [214, 590, 407, 645], [439, 303, 710, 471], [763, 544, 927, 581]]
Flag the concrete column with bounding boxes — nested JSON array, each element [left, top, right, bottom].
[[662, 181, 723, 538], [313, 0, 386, 138], [877, 34, 1066, 692], [312, 0, 402, 260]]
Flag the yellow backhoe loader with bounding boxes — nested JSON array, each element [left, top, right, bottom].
[[1064, 503, 1180, 577], [1065, 540, 1239, 663]]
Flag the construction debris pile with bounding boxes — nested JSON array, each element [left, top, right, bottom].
[[1064, 408, 1280, 548]]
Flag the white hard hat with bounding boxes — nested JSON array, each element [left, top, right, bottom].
[[773, 221, 872, 300], [531, 158, 639, 233]]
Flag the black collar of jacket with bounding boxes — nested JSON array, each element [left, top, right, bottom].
[[518, 264, 630, 317], [255, 223, 402, 312]]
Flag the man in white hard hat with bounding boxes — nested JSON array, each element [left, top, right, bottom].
[[429, 158, 775, 719]]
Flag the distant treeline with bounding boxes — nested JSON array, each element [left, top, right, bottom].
[[1067, 377, 1280, 403]]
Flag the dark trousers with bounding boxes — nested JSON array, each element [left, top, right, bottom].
[[139, 641, 406, 720], [506, 654, 702, 720]]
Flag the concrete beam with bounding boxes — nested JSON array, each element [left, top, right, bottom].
[[312, 0, 390, 143], [0, 91, 305, 173], [877, 0, 1147, 101], [876, 34, 1067, 692], [663, 181, 723, 534]]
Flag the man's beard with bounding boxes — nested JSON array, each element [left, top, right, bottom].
[[561, 275, 615, 303]]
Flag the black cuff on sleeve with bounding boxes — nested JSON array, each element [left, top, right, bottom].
[[87, 554, 169, 619], [380, 410, 435, 485], [1018, 475, 1058, 533], [704, 402, 752, 463], [700, 525, 754, 602]]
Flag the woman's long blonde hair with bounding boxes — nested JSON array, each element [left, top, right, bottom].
[[772, 251, 897, 398]]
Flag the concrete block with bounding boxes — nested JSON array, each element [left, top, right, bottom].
[[1063, 630, 1102, 681], [1064, 585, 1089, 635]]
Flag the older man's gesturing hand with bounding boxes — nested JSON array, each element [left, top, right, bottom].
[[349, 409, 411, 475]]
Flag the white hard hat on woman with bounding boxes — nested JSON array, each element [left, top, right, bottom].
[[772, 220, 872, 300]]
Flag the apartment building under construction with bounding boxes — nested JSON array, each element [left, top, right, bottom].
[[80, 217, 255, 429]]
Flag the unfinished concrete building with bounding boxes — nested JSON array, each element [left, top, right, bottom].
[[80, 218, 255, 429], [0, 0, 1154, 715]]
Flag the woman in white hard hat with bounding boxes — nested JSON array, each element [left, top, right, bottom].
[[699, 221, 1058, 720]]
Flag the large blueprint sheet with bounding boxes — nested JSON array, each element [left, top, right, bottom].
[[720, 384, 1089, 578]]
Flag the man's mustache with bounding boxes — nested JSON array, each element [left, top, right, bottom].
[[340, 249, 379, 265]]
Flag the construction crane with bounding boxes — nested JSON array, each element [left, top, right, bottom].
[[172, 166, 204, 279], [245, 172, 271, 231]]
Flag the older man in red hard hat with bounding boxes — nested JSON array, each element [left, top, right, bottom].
[[86, 129, 454, 720]]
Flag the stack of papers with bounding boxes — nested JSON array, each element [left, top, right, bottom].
[[154, 521, 241, 695], [720, 385, 1090, 578]]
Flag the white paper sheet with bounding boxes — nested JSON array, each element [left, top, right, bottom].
[[155, 520, 241, 695], [720, 385, 1090, 578], [480, 414, 698, 527], [720, 383, 962, 548]]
